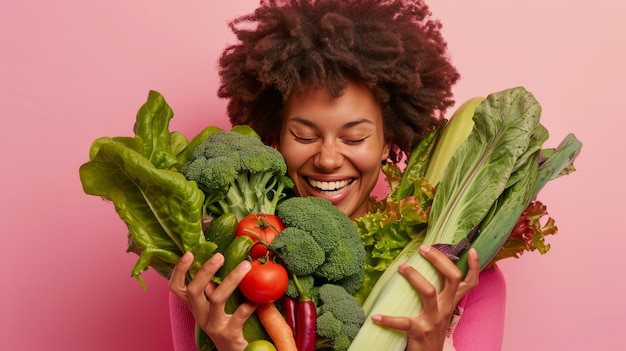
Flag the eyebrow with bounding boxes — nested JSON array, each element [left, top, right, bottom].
[[288, 116, 374, 130]]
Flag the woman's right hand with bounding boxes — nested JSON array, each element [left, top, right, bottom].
[[168, 252, 257, 351], [371, 246, 480, 351]]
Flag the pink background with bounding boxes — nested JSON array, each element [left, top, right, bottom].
[[2, 1, 624, 350]]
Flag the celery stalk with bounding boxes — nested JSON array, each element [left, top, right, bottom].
[[424, 96, 484, 186]]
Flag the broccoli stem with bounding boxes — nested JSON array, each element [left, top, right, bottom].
[[214, 172, 285, 221]]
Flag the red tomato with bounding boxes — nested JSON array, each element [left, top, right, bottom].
[[250, 242, 270, 260], [236, 213, 285, 258], [239, 259, 289, 304]]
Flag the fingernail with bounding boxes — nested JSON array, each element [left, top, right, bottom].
[[371, 315, 382, 322], [181, 252, 192, 262], [398, 263, 409, 271], [209, 253, 224, 264], [239, 260, 251, 272], [419, 245, 431, 254]]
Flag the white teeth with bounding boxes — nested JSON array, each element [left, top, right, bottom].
[[308, 179, 351, 191]]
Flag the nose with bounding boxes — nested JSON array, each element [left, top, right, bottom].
[[314, 141, 344, 171]]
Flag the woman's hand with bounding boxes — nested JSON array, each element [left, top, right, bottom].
[[168, 252, 257, 351], [371, 245, 480, 351]]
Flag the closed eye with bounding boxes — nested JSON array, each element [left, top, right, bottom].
[[342, 130, 373, 145], [342, 137, 367, 145], [289, 129, 318, 143]]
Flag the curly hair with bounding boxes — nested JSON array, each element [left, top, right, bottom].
[[218, 0, 459, 163]]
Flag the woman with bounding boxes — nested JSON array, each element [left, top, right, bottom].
[[169, 1, 506, 350]]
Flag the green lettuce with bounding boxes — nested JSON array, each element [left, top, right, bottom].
[[79, 91, 220, 288]]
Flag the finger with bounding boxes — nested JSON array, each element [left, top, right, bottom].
[[397, 263, 438, 316], [419, 245, 462, 299], [187, 253, 224, 300], [371, 314, 412, 332], [455, 248, 480, 303], [168, 252, 193, 296], [230, 300, 258, 327], [208, 260, 252, 305]]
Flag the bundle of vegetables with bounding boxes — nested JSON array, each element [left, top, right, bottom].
[[197, 196, 368, 351], [78, 91, 285, 349], [79, 91, 367, 351], [347, 86, 582, 350], [270, 196, 367, 351], [179, 123, 368, 350]]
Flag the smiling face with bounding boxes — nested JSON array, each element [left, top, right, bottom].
[[278, 82, 390, 219]]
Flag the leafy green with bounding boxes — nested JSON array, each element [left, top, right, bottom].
[[352, 167, 433, 304], [79, 91, 220, 288], [425, 87, 542, 246], [348, 87, 582, 351]]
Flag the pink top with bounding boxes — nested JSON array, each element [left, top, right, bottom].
[[168, 266, 506, 351]]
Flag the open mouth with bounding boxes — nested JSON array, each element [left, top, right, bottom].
[[307, 178, 353, 195]]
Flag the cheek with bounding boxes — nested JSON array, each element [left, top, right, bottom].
[[279, 144, 306, 175], [352, 148, 383, 182], [358, 158, 382, 181]]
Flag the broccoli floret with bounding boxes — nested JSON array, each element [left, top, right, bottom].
[[316, 312, 343, 339], [273, 227, 325, 276], [275, 197, 366, 290], [315, 284, 366, 351], [341, 323, 361, 341], [285, 274, 316, 299], [276, 197, 347, 252], [181, 129, 294, 220], [318, 284, 366, 326], [335, 270, 365, 295], [315, 244, 363, 282], [329, 336, 351, 351]]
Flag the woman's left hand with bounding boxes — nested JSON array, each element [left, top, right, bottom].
[[371, 245, 480, 351]]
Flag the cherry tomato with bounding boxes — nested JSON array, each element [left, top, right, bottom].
[[250, 242, 270, 260], [239, 258, 288, 303], [244, 340, 277, 351], [236, 213, 285, 258]]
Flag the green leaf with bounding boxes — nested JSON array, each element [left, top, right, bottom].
[[395, 125, 441, 200], [133, 90, 179, 169], [505, 123, 549, 188], [79, 138, 207, 284], [426, 87, 542, 245], [176, 126, 223, 167], [534, 133, 583, 195], [456, 151, 540, 273]]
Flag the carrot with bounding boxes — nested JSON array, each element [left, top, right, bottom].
[[256, 302, 298, 351]]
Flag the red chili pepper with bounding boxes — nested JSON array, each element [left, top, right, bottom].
[[295, 299, 317, 351], [284, 296, 297, 337], [291, 275, 317, 351]]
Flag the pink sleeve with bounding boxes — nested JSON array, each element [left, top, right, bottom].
[[169, 291, 199, 351], [452, 266, 507, 351]]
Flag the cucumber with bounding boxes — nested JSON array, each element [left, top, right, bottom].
[[205, 213, 238, 254], [217, 235, 254, 280]]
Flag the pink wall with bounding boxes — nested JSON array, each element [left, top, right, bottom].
[[2, 1, 623, 350]]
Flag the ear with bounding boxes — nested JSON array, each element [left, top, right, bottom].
[[381, 140, 392, 162]]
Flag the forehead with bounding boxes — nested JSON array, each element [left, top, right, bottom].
[[284, 82, 381, 120]]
